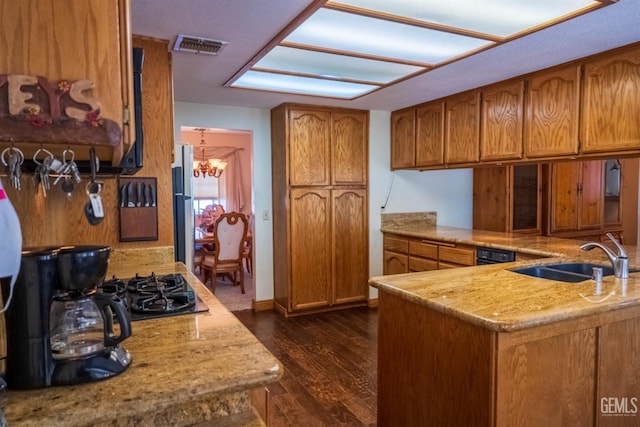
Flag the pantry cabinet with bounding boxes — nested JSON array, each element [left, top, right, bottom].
[[524, 65, 581, 158], [480, 80, 524, 161], [581, 46, 640, 154], [0, 0, 134, 165], [272, 104, 369, 316]]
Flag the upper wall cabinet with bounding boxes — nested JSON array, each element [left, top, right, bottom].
[[415, 101, 445, 167], [390, 42, 640, 171], [524, 65, 581, 158], [0, 0, 134, 165], [480, 81, 524, 161], [445, 91, 480, 164], [581, 46, 640, 154], [390, 109, 415, 169]]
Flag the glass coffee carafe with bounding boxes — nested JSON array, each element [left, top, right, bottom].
[[50, 290, 130, 360]]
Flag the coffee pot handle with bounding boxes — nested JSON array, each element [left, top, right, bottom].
[[94, 294, 132, 347]]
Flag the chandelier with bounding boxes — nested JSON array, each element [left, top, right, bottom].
[[193, 130, 227, 178]]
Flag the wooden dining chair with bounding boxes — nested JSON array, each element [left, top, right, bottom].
[[201, 212, 248, 294]]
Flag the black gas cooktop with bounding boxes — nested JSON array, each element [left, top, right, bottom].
[[99, 273, 209, 321]]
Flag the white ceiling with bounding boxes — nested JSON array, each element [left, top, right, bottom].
[[131, 0, 640, 112]]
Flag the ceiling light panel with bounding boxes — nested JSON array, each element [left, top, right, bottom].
[[253, 46, 426, 84], [227, 0, 612, 99], [232, 70, 379, 98], [331, 0, 605, 37], [284, 8, 493, 64]]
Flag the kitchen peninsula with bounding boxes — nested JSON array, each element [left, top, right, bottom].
[[372, 225, 640, 427], [1, 263, 282, 427]]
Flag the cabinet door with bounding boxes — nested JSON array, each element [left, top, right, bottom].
[[332, 111, 368, 185], [415, 101, 445, 167], [481, 81, 524, 161], [383, 251, 408, 275], [524, 66, 580, 157], [550, 161, 603, 233], [550, 162, 581, 233], [332, 189, 368, 304], [473, 166, 510, 232], [290, 188, 331, 310], [390, 109, 415, 169], [579, 160, 604, 230], [0, 0, 132, 165], [289, 110, 330, 186], [511, 164, 541, 233], [581, 47, 640, 153], [445, 91, 481, 164]]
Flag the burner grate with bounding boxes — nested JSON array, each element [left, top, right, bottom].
[[98, 273, 207, 321]]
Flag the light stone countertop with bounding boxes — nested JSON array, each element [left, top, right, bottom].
[[1, 262, 282, 426], [372, 225, 640, 332]]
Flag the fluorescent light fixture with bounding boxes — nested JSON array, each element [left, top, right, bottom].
[[226, 0, 612, 99], [253, 46, 426, 84], [232, 70, 379, 98]]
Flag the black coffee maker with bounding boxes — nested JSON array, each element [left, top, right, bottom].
[[1, 245, 132, 389]]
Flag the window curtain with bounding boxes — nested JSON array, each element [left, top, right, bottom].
[[199, 146, 245, 213]]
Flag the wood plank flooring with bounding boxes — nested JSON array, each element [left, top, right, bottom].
[[233, 307, 378, 427]]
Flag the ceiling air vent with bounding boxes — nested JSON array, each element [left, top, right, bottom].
[[173, 34, 228, 55]]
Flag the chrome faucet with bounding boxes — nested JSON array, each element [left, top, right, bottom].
[[580, 233, 629, 279]]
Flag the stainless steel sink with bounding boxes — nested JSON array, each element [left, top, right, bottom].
[[509, 263, 615, 283]]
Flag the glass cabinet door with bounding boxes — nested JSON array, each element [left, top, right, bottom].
[[512, 164, 541, 232], [603, 159, 622, 225]]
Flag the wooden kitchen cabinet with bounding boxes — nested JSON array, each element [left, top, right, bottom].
[[383, 236, 409, 275], [0, 0, 134, 165], [271, 103, 369, 316], [548, 160, 603, 234], [383, 234, 475, 274], [445, 91, 481, 164], [480, 80, 525, 161], [473, 164, 542, 234], [390, 108, 415, 169], [390, 100, 445, 169], [581, 45, 640, 154], [524, 65, 581, 158], [415, 101, 445, 167]]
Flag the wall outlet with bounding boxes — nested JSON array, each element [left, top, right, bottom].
[[262, 209, 270, 221]]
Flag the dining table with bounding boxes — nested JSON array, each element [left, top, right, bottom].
[[194, 228, 215, 245]]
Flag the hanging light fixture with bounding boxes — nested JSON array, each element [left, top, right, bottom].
[[193, 129, 227, 178]]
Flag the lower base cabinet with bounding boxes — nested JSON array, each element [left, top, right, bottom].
[[377, 292, 640, 427], [383, 234, 475, 274]]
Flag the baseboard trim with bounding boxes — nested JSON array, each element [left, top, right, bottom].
[[368, 298, 378, 308], [252, 299, 274, 312]]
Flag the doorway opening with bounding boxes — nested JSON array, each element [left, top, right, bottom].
[[180, 126, 254, 311]]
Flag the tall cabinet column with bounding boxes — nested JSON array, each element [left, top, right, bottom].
[[271, 104, 369, 316]]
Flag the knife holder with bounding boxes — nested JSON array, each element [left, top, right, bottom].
[[118, 177, 158, 242]]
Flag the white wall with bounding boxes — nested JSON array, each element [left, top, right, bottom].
[[174, 103, 474, 303], [174, 102, 274, 301], [367, 110, 473, 298]]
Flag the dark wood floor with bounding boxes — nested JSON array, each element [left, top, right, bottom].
[[233, 307, 378, 427]]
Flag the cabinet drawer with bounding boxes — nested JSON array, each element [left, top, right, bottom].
[[409, 256, 438, 272], [384, 236, 408, 253], [439, 246, 476, 266], [409, 241, 438, 259]]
